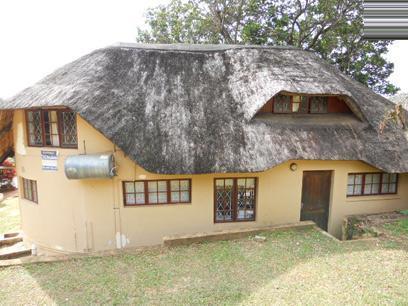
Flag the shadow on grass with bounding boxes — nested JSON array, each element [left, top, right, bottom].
[[5, 227, 405, 305]]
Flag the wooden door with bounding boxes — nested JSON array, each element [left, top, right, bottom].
[[300, 171, 332, 230]]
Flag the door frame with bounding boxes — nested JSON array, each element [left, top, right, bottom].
[[300, 170, 334, 231]]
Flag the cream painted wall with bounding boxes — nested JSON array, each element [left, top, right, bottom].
[[14, 110, 87, 253], [13, 110, 408, 253]]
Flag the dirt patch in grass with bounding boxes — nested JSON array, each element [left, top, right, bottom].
[[1, 228, 407, 305]]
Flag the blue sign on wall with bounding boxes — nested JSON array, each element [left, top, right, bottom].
[[41, 150, 58, 171]]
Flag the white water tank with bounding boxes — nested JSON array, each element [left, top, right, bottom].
[[64, 154, 116, 180]]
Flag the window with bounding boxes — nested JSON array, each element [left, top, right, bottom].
[[292, 95, 309, 113], [347, 173, 398, 196], [274, 95, 291, 113], [26, 109, 77, 148], [214, 178, 256, 222], [380, 174, 398, 194], [60, 111, 78, 147], [27, 110, 43, 146], [271, 94, 329, 114], [43, 110, 60, 146], [310, 97, 328, 113], [22, 178, 38, 203], [123, 179, 191, 206]]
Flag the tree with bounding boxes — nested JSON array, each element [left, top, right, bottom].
[[137, 0, 398, 95]]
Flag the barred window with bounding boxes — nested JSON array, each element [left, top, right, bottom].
[[215, 178, 256, 222], [60, 111, 78, 147], [123, 179, 191, 206], [27, 110, 43, 146], [26, 109, 77, 148], [347, 173, 398, 196], [22, 177, 38, 203]]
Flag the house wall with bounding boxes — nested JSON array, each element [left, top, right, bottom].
[[13, 110, 408, 253], [327, 97, 352, 113]]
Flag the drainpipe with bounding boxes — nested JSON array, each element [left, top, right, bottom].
[[112, 157, 122, 249]]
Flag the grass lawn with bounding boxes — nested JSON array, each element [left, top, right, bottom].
[[0, 199, 407, 305], [384, 218, 408, 236], [0, 192, 20, 234]]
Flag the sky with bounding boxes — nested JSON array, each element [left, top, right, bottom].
[[0, 0, 407, 99]]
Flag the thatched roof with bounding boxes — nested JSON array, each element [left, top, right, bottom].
[[2, 43, 408, 174], [391, 93, 408, 111]]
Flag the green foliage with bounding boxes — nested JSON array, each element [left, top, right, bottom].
[[345, 217, 361, 240], [137, 0, 398, 95], [344, 217, 378, 240], [384, 219, 408, 236], [400, 210, 408, 216]]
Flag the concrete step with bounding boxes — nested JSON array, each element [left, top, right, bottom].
[[163, 221, 315, 247], [0, 242, 31, 260], [0, 232, 23, 247]]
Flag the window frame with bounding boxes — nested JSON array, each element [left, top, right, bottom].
[[21, 177, 38, 204], [42, 109, 60, 147], [213, 177, 257, 223], [309, 96, 329, 114], [58, 109, 78, 148], [25, 108, 78, 149], [347, 172, 399, 197], [122, 179, 192, 206], [273, 95, 292, 114], [271, 95, 329, 114], [25, 108, 44, 147]]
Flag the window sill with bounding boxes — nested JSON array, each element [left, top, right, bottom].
[[254, 113, 364, 128], [26, 145, 78, 150], [124, 202, 191, 208], [346, 195, 400, 202], [214, 219, 256, 224]]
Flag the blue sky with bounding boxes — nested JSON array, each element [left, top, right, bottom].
[[0, 0, 406, 99]]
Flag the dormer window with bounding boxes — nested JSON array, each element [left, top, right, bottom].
[[274, 95, 309, 113], [274, 95, 290, 113], [292, 95, 309, 113], [273, 95, 328, 114], [256, 94, 351, 115], [310, 97, 328, 113]]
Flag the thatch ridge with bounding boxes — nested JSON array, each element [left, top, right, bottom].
[[2, 44, 408, 174], [112, 42, 306, 52]]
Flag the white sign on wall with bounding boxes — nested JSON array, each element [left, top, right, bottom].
[[41, 150, 58, 171]]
